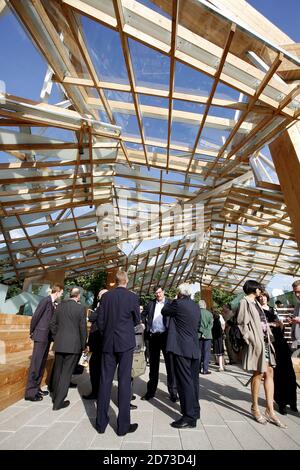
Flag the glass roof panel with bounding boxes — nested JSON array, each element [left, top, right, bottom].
[[0, 9, 47, 100], [173, 100, 204, 114], [171, 122, 199, 147], [129, 39, 170, 89], [137, 0, 172, 19], [81, 15, 129, 84], [104, 90, 133, 103], [175, 62, 214, 96], [143, 116, 168, 143], [139, 95, 168, 108], [215, 82, 241, 100], [114, 113, 140, 138], [208, 105, 236, 120]]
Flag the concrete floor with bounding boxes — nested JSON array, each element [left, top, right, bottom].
[[0, 361, 299, 450]]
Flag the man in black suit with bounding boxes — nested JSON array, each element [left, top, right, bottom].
[[96, 270, 140, 436], [50, 288, 87, 410], [141, 286, 177, 401], [162, 283, 201, 428], [24, 284, 64, 401]]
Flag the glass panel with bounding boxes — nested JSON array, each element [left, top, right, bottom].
[[114, 113, 140, 138], [143, 116, 168, 143], [208, 105, 236, 120], [139, 94, 168, 108], [104, 90, 133, 103], [81, 15, 129, 84], [0, 10, 47, 100], [215, 82, 240, 101], [171, 122, 199, 147], [137, 0, 171, 19], [201, 126, 231, 148], [129, 39, 170, 89], [175, 61, 214, 95], [173, 100, 204, 114]]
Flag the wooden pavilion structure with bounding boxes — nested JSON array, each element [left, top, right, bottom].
[[1, 0, 300, 296]]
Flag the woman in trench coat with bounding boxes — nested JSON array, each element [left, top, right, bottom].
[[237, 280, 287, 428]]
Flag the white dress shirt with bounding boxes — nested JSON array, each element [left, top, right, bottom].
[[151, 300, 166, 333]]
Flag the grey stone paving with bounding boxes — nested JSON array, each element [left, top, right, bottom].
[[0, 362, 299, 450]]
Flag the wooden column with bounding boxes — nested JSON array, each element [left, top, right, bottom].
[[269, 123, 300, 251], [201, 286, 213, 310], [106, 267, 119, 290]]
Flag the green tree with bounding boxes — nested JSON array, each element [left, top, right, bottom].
[[212, 288, 235, 313], [193, 291, 201, 304], [64, 270, 107, 307], [0, 275, 23, 299]]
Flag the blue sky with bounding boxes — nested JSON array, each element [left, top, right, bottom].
[[248, 0, 300, 42]]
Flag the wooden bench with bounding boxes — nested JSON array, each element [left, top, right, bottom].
[[0, 314, 54, 411]]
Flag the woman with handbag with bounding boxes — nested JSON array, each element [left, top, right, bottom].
[[259, 291, 298, 415], [237, 280, 287, 428]]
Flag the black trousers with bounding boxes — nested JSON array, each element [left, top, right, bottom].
[[172, 353, 200, 422], [199, 339, 212, 373], [51, 353, 79, 408], [96, 349, 133, 435], [89, 349, 102, 396], [25, 341, 50, 399], [146, 332, 177, 397]]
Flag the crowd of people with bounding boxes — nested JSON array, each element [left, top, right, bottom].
[[23, 272, 300, 436]]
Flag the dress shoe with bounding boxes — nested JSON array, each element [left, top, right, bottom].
[[53, 400, 70, 411], [69, 383, 77, 388], [38, 389, 49, 396], [131, 394, 136, 401], [171, 418, 196, 429], [279, 406, 287, 415], [169, 394, 178, 403], [82, 393, 97, 400], [202, 371, 211, 375], [96, 428, 105, 434], [141, 394, 154, 401], [25, 395, 43, 402], [130, 404, 137, 410], [117, 423, 138, 436]]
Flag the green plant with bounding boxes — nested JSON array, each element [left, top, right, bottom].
[[64, 270, 107, 307], [193, 291, 201, 304], [212, 288, 235, 313]]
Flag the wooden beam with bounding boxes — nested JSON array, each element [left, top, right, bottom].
[[269, 123, 300, 251], [186, 23, 236, 173]]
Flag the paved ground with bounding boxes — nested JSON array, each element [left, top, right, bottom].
[[0, 361, 299, 450]]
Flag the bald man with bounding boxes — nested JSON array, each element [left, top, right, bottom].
[[50, 288, 87, 410]]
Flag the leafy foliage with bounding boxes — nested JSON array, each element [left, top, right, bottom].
[[193, 291, 201, 304], [64, 270, 107, 307], [0, 275, 23, 299], [212, 288, 235, 313]]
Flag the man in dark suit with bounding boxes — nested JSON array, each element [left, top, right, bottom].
[[24, 284, 64, 401], [96, 270, 140, 436], [141, 286, 177, 401], [50, 288, 87, 410], [162, 283, 201, 428]]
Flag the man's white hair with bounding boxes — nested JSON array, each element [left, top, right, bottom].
[[178, 283, 192, 297], [199, 299, 206, 309]]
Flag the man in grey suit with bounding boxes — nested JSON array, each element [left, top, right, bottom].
[[25, 284, 64, 401], [50, 288, 87, 410], [162, 283, 201, 428]]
